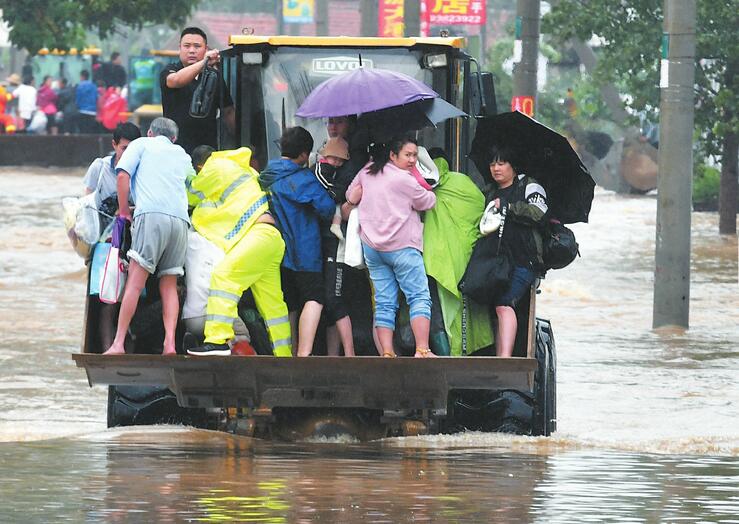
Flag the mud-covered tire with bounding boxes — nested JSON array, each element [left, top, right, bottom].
[[107, 385, 209, 428], [533, 319, 557, 436]]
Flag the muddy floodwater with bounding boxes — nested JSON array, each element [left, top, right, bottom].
[[0, 167, 737, 522]]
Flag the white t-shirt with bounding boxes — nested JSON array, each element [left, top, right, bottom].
[[14, 84, 37, 120]]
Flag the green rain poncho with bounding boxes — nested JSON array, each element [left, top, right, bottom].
[[423, 158, 493, 355]]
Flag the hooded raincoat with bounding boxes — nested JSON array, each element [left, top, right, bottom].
[[190, 148, 291, 356], [259, 158, 335, 272], [422, 158, 493, 356]]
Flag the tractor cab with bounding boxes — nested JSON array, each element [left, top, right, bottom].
[[218, 35, 495, 174]]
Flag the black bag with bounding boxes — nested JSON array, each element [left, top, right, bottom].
[[189, 66, 219, 118], [542, 220, 579, 270], [459, 207, 513, 303]]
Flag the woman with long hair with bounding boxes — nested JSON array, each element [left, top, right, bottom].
[[345, 136, 437, 358]]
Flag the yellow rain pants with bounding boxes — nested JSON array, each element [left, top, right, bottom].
[[204, 223, 292, 357]]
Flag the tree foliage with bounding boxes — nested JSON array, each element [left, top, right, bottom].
[[542, 0, 739, 161], [0, 0, 200, 54]]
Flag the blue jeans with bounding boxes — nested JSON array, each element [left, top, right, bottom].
[[495, 266, 537, 307], [363, 243, 431, 330]]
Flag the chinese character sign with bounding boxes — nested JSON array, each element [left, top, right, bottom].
[[379, 0, 405, 38], [283, 0, 315, 24], [425, 0, 486, 26]]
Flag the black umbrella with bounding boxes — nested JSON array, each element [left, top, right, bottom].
[[358, 97, 467, 143], [469, 111, 595, 224]]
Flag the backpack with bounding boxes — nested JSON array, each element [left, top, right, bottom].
[[542, 220, 579, 270], [189, 66, 219, 118]]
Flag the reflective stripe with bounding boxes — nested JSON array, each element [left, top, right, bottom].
[[186, 178, 207, 201], [208, 289, 241, 303], [265, 315, 289, 327], [271, 337, 292, 348], [206, 314, 235, 324], [225, 195, 269, 240], [221, 175, 251, 202], [189, 188, 206, 201], [198, 201, 218, 208]]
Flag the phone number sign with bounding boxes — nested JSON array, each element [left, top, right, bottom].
[[425, 0, 486, 26]]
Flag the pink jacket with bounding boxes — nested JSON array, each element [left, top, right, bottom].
[[347, 162, 436, 252]]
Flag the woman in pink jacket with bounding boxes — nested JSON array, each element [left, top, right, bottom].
[[345, 136, 437, 358]]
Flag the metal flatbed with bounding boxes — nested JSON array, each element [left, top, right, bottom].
[[73, 354, 535, 411]]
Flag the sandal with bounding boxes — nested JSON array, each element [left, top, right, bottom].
[[383, 352, 397, 358], [414, 348, 436, 358]]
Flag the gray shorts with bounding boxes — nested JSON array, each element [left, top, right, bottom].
[[128, 213, 188, 277]]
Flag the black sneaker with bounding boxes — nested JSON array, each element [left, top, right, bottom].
[[182, 332, 201, 353], [187, 343, 231, 357]]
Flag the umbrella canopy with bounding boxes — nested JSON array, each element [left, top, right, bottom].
[[296, 67, 438, 118], [358, 97, 467, 143], [470, 111, 596, 224]]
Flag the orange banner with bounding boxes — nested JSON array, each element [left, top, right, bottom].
[[426, 0, 486, 26], [378, 0, 405, 38]]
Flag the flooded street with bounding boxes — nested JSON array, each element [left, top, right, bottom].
[[0, 167, 737, 521]]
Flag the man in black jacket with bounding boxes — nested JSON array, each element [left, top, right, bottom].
[[159, 27, 235, 154]]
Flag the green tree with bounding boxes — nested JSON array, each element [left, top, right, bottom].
[[0, 0, 199, 54], [543, 0, 738, 234]]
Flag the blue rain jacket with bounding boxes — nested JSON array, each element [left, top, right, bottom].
[[259, 158, 335, 272]]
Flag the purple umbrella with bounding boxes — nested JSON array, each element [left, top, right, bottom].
[[296, 67, 438, 118]]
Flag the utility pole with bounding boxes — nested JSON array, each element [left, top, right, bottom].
[[511, 0, 540, 116], [653, 0, 696, 329], [360, 0, 379, 37], [404, 0, 421, 37]]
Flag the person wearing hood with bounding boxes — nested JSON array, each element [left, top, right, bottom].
[[186, 147, 292, 357], [422, 149, 493, 356], [259, 126, 335, 357]]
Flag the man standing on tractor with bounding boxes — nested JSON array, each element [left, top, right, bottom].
[[186, 147, 292, 357], [160, 27, 235, 154]]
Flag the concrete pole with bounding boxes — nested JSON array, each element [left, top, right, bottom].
[[360, 0, 379, 37], [512, 0, 540, 114], [316, 0, 329, 36], [404, 0, 421, 37], [653, 0, 696, 329]]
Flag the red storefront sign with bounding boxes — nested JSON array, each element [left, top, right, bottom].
[[425, 0, 486, 26], [378, 0, 405, 38], [511, 95, 535, 117]]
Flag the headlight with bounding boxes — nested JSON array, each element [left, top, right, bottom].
[[423, 53, 448, 69]]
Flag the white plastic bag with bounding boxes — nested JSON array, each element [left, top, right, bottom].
[[99, 246, 126, 304], [342, 207, 366, 269], [182, 230, 225, 320], [62, 194, 100, 259], [27, 111, 48, 134], [75, 193, 101, 245]]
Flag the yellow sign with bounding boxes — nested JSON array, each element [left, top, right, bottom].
[[379, 0, 405, 38], [283, 0, 314, 24]]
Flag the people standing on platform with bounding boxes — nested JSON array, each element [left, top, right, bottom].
[[259, 126, 335, 357], [36, 75, 58, 135], [13, 75, 37, 131], [76, 70, 99, 134], [56, 77, 78, 134], [345, 135, 437, 358], [186, 147, 292, 357], [104, 117, 192, 356], [100, 51, 127, 88]]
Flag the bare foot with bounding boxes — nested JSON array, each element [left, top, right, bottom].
[[103, 344, 126, 355], [414, 348, 437, 358], [162, 347, 177, 356]]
